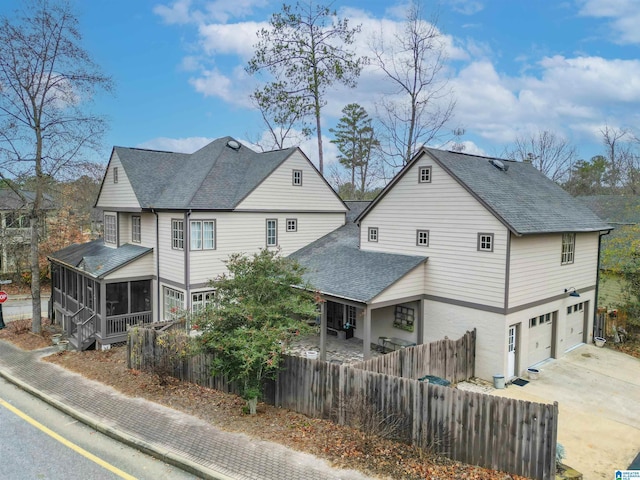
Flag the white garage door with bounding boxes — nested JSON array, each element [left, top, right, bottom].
[[565, 302, 585, 351], [528, 312, 553, 366]]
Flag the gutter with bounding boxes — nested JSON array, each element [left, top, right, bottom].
[[153, 209, 160, 322]]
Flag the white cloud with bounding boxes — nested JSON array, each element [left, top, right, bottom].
[[197, 21, 265, 57], [578, 0, 640, 44], [137, 136, 215, 153], [153, 0, 194, 25], [450, 0, 484, 16]]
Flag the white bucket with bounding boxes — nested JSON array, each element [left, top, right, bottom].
[[305, 350, 319, 360]]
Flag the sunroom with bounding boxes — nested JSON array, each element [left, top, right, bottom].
[[49, 240, 155, 350]]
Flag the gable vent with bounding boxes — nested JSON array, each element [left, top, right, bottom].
[[490, 159, 509, 172], [226, 139, 241, 150]]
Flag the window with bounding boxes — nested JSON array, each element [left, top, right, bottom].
[[132, 216, 141, 243], [416, 229, 429, 246], [419, 166, 432, 183], [477, 233, 494, 252], [192, 291, 215, 313], [286, 218, 297, 232], [561, 233, 575, 265], [172, 219, 184, 250], [394, 305, 415, 332], [104, 214, 117, 244], [266, 219, 277, 246], [190, 220, 215, 250], [163, 287, 184, 320], [530, 311, 553, 328], [368, 227, 378, 242], [113, 166, 119, 183], [346, 305, 357, 329], [292, 169, 302, 186]]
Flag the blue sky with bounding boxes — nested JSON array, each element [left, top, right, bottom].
[[2, 0, 639, 174]]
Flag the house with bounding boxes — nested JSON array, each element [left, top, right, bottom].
[[0, 189, 56, 275], [48, 137, 347, 350], [49, 138, 611, 381], [292, 148, 612, 380]]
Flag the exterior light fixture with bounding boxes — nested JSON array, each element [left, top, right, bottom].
[[564, 287, 580, 298]]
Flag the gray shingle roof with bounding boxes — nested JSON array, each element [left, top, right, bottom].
[[49, 240, 152, 278], [357, 147, 612, 235], [0, 189, 56, 210], [290, 223, 427, 304], [114, 137, 296, 210]]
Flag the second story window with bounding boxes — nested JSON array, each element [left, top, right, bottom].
[[561, 233, 575, 265], [132, 216, 141, 243], [266, 219, 277, 246], [477, 233, 494, 252], [286, 218, 297, 232], [416, 229, 429, 246], [292, 169, 303, 186], [172, 219, 184, 250], [113, 166, 119, 183], [368, 227, 378, 242], [419, 166, 432, 183], [190, 220, 216, 250], [104, 214, 117, 245]]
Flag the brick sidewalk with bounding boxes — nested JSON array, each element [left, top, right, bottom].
[[0, 341, 374, 480]]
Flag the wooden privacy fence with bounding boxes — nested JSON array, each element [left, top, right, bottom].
[[352, 329, 476, 382], [128, 327, 557, 480]]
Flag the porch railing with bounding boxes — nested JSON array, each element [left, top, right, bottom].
[[106, 311, 152, 336], [67, 306, 97, 349]]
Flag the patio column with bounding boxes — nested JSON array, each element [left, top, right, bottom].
[[100, 281, 107, 339], [363, 306, 371, 360], [418, 298, 425, 344], [320, 301, 327, 362]]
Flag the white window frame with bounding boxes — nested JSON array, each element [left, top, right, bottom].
[[368, 227, 378, 242], [416, 229, 429, 246], [286, 218, 297, 232], [163, 287, 184, 320], [418, 166, 432, 183], [477, 233, 494, 252], [192, 290, 215, 313], [266, 219, 278, 247], [132, 216, 141, 243], [292, 169, 303, 186], [104, 214, 117, 245], [113, 166, 119, 184], [190, 220, 216, 250], [561, 233, 575, 265], [172, 219, 184, 250], [346, 305, 357, 329]]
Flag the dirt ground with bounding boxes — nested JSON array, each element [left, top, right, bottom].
[[1, 324, 525, 480]]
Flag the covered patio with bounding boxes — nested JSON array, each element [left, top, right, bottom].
[[287, 333, 384, 364], [289, 215, 428, 362]]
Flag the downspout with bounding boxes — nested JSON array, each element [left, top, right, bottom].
[[593, 230, 611, 340], [153, 209, 160, 322], [185, 210, 191, 309]]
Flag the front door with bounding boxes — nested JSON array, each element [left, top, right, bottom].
[[507, 324, 517, 378]]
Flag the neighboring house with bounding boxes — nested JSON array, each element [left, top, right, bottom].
[[0, 189, 56, 274], [49, 138, 611, 381], [293, 148, 612, 380], [48, 137, 347, 350]]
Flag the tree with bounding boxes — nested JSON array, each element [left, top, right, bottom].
[[0, 0, 112, 333], [563, 156, 609, 196], [503, 130, 578, 183], [197, 249, 318, 414], [249, 78, 312, 151], [247, 1, 364, 174], [329, 104, 380, 199], [370, 0, 454, 167]]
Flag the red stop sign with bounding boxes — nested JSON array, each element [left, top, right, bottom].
[[0, 291, 7, 303]]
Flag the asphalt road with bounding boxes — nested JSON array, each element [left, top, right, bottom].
[[1, 296, 50, 322], [0, 376, 199, 480]]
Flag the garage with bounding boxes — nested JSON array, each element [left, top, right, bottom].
[[528, 311, 554, 366], [565, 301, 586, 351]]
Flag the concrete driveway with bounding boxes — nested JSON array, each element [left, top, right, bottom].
[[492, 344, 640, 479]]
